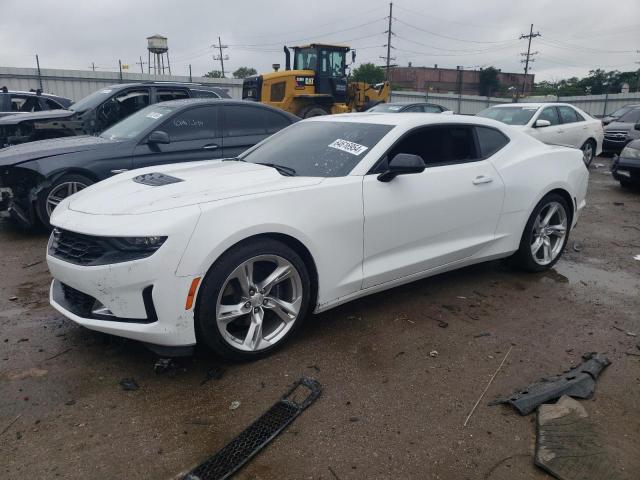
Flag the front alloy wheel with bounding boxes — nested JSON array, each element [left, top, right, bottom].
[[196, 239, 311, 361], [581, 140, 595, 166], [530, 201, 567, 266], [46, 181, 87, 217], [216, 255, 303, 352]]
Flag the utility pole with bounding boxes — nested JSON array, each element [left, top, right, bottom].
[[213, 36, 228, 77], [636, 50, 640, 92], [189, 64, 193, 82], [35, 54, 43, 91], [381, 2, 395, 81], [519, 24, 540, 96], [136, 56, 146, 74], [89, 62, 96, 71], [118, 59, 123, 83]]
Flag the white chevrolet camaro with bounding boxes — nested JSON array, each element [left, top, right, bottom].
[[47, 113, 589, 360], [477, 103, 604, 166]]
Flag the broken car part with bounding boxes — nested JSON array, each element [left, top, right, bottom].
[[181, 377, 321, 480], [489, 352, 610, 415]]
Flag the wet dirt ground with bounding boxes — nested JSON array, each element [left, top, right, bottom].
[[1, 156, 639, 480]]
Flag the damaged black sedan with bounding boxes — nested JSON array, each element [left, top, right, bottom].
[[0, 99, 297, 228]]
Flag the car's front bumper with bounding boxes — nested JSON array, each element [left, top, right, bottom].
[[603, 137, 631, 153], [612, 156, 640, 184], [47, 204, 203, 347]]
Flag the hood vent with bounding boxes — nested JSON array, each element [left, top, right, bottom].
[[133, 172, 184, 186]]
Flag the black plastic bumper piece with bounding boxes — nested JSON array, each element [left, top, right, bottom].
[[489, 352, 610, 415], [182, 377, 321, 480]]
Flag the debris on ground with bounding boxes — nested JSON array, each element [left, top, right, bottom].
[[0, 414, 22, 438], [463, 346, 512, 427], [612, 325, 637, 337], [201, 366, 226, 386], [306, 364, 320, 372], [22, 260, 43, 268], [44, 347, 73, 361], [594, 163, 604, 168], [613, 201, 625, 206], [119, 378, 139, 391], [438, 320, 449, 328], [474, 332, 491, 338], [535, 396, 618, 480], [182, 378, 321, 480], [9, 296, 17, 301], [228, 400, 241, 410], [6, 368, 48, 380], [572, 241, 583, 252], [633, 255, 640, 262], [429, 350, 438, 357], [153, 358, 179, 374], [489, 352, 610, 415]]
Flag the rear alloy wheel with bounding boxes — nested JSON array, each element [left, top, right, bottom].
[[37, 173, 93, 228], [513, 193, 570, 272], [580, 140, 595, 167], [196, 239, 311, 361]]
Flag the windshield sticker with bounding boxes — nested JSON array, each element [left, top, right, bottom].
[[328, 139, 368, 156], [98, 89, 112, 94], [146, 111, 164, 120]]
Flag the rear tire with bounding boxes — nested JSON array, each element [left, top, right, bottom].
[[36, 173, 93, 228], [298, 105, 328, 118], [580, 139, 596, 167], [195, 238, 312, 361], [512, 193, 571, 272]]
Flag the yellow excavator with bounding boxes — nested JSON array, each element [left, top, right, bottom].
[[242, 44, 390, 118]]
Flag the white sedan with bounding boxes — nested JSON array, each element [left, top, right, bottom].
[[477, 103, 604, 166], [47, 114, 588, 360]]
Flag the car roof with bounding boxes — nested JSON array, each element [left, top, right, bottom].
[[156, 98, 299, 118], [3, 89, 69, 100], [488, 102, 576, 108], [307, 112, 505, 129], [104, 81, 227, 90], [384, 102, 442, 106]]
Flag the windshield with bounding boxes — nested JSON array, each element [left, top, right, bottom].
[[368, 104, 405, 112], [69, 87, 118, 112], [294, 48, 318, 70], [618, 108, 640, 123], [610, 106, 633, 118], [100, 104, 176, 140], [241, 121, 394, 177], [477, 106, 539, 125]]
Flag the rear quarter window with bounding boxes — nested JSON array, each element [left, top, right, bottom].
[[476, 126, 509, 158]]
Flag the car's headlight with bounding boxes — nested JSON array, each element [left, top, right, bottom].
[[620, 146, 640, 159], [110, 236, 167, 251]]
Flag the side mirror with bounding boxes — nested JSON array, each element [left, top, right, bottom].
[[634, 122, 640, 131], [534, 119, 551, 128], [148, 130, 170, 144], [377, 153, 425, 182]]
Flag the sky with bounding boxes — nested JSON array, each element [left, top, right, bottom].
[[1, 0, 638, 83]]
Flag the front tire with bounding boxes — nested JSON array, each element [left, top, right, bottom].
[[512, 193, 570, 272], [37, 173, 93, 228], [195, 239, 312, 361]]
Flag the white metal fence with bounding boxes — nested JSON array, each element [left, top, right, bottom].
[[0, 66, 243, 102], [390, 90, 640, 117]]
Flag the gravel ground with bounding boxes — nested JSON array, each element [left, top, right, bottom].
[[1, 156, 639, 480]]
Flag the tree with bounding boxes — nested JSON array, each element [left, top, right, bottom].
[[232, 67, 258, 79], [351, 63, 385, 84], [478, 67, 500, 96], [203, 70, 224, 78]]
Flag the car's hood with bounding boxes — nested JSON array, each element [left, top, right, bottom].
[[0, 135, 116, 167], [0, 109, 76, 125], [604, 121, 633, 132], [67, 160, 325, 215]]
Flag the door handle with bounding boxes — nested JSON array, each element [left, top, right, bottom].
[[203, 144, 219, 150], [111, 169, 128, 174], [472, 175, 493, 185]]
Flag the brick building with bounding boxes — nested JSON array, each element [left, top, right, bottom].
[[389, 66, 534, 96]]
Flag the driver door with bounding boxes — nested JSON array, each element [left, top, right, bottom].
[[362, 125, 504, 288]]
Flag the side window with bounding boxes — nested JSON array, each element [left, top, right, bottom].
[[424, 105, 443, 113], [97, 89, 150, 127], [156, 89, 189, 102], [403, 105, 422, 112], [223, 106, 266, 137], [558, 106, 579, 124], [160, 106, 218, 142], [189, 89, 220, 98], [12, 95, 39, 112], [388, 126, 479, 167], [476, 126, 509, 158], [262, 109, 292, 134], [44, 98, 63, 110], [538, 107, 560, 126]]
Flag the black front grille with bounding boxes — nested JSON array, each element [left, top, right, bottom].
[[49, 229, 106, 265], [61, 282, 96, 316]]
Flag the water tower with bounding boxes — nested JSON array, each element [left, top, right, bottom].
[[147, 34, 171, 75]]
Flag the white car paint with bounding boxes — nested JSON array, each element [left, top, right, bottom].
[[479, 103, 604, 156], [47, 113, 589, 348]]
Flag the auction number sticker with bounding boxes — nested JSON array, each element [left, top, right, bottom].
[[146, 111, 164, 119], [328, 139, 368, 156]]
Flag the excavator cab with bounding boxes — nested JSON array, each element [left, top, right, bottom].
[[291, 45, 348, 103]]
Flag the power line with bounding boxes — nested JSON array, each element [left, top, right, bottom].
[[394, 17, 515, 44], [520, 24, 540, 95]]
